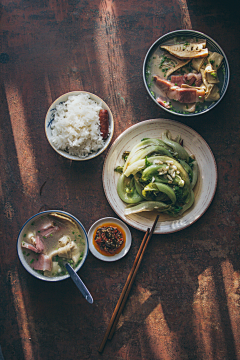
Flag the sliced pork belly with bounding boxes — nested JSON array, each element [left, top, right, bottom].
[[38, 220, 60, 237], [171, 73, 202, 87], [35, 236, 45, 252], [154, 75, 205, 103], [39, 221, 54, 231], [153, 76, 173, 92], [166, 86, 179, 101], [41, 225, 59, 238], [22, 242, 40, 253], [22, 236, 44, 253], [156, 97, 171, 108], [177, 88, 199, 103], [171, 75, 185, 87], [175, 88, 205, 103], [33, 254, 52, 271], [184, 73, 202, 87]]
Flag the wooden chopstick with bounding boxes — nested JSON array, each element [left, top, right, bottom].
[[98, 215, 159, 353], [108, 214, 159, 340], [98, 228, 149, 353]]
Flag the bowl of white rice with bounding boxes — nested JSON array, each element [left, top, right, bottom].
[[45, 91, 114, 160]]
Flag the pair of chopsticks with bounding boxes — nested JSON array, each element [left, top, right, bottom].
[[98, 215, 159, 353]]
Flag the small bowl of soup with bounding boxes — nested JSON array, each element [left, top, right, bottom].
[[17, 210, 88, 281]]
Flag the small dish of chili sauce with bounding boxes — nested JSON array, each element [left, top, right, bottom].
[[88, 217, 132, 261], [93, 223, 126, 256]]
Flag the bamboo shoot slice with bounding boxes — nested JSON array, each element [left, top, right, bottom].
[[161, 40, 208, 59]]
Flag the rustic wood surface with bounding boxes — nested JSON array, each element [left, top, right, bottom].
[[0, 0, 239, 359]]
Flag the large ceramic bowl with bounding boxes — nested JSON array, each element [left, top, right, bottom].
[[143, 29, 230, 117], [45, 91, 114, 160], [17, 210, 88, 282]]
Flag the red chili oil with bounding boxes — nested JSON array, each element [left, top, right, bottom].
[[93, 222, 126, 256]]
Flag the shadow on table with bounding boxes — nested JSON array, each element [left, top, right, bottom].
[[108, 242, 240, 360]]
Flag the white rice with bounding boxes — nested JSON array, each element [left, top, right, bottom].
[[50, 93, 105, 157]]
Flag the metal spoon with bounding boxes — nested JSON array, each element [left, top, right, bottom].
[[65, 263, 93, 304]]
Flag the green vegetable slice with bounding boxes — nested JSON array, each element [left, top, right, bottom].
[[191, 161, 198, 189], [124, 201, 171, 215], [178, 190, 195, 215], [161, 130, 189, 162], [117, 174, 144, 204], [141, 164, 169, 181], [124, 145, 173, 172], [142, 182, 177, 204], [123, 138, 172, 173], [178, 159, 193, 182], [124, 155, 172, 177]]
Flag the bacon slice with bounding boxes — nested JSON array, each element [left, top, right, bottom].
[[33, 254, 52, 271], [22, 236, 44, 253], [184, 73, 202, 87], [153, 75, 205, 103], [177, 88, 198, 103], [171, 75, 185, 87], [156, 97, 171, 108], [171, 73, 202, 87], [39, 221, 54, 231], [22, 242, 39, 253], [153, 76, 173, 92], [167, 86, 180, 101], [41, 225, 59, 238], [35, 236, 45, 252]]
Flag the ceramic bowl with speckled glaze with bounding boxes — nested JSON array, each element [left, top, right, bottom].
[[102, 118, 217, 234]]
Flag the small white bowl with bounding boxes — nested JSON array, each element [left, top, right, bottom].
[[45, 91, 114, 161], [88, 217, 132, 262], [17, 210, 89, 282]]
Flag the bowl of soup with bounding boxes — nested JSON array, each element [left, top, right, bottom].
[[143, 29, 230, 116], [17, 210, 88, 281]]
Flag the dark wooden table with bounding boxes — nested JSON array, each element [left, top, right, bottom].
[[0, 1, 239, 359]]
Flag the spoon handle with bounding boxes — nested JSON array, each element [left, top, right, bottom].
[[65, 263, 94, 304]]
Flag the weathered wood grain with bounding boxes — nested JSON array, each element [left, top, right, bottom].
[[0, 0, 239, 359]]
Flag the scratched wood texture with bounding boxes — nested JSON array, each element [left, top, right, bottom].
[[0, 0, 239, 359]]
